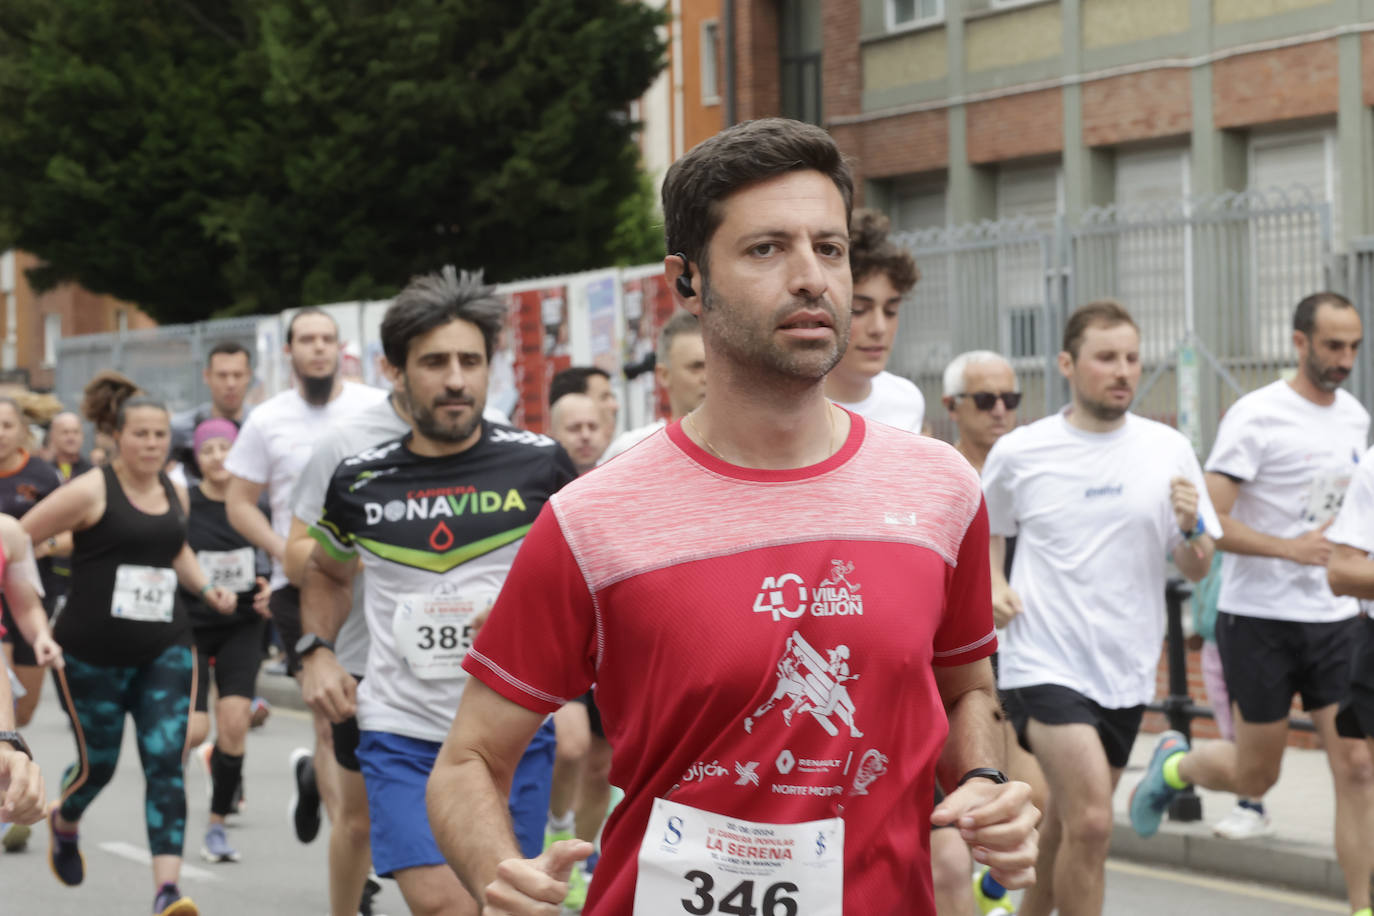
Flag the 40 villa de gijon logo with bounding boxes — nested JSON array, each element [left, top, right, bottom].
[[753, 559, 864, 622]]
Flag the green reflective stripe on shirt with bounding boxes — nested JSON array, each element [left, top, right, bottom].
[[354, 523, 532, 573], [308, 523, 356, 563]]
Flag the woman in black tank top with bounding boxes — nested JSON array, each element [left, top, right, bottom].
[[22, 376, 235, 916]]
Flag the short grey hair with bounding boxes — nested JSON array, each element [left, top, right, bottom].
[[656, 310, 702, 367], [942, 350, 1016, 397], [381, 266, 507, 368]]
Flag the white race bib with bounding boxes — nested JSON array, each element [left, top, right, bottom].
[[391, 590, 496, 680], [111, 565, 177, 623], [1303, 469, 1353, 526], [197, 547, 255, 594], [634, 798, 844, 916]]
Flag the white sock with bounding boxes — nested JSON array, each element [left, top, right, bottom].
[[547, 810, 574, 833]]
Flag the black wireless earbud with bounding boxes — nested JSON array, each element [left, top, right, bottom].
[[674, 252, 696, 299]]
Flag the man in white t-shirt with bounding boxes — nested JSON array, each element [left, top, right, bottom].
[[984, 300, 1219, 916], [823, 209, 924, 433], [1328, 446, 1374, 766], [224, 307, 387, 855], [600, 310, 706, 463], [1131, 292, 1374, 916]]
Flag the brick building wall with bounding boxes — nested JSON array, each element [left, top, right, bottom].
[[966, 89, 1065, 165], [1082, 69, 1193, 147], [1213, 39, 1341, 129]]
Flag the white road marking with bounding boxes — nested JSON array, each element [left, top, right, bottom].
[[1106, 859, 1344, 912], [99, 841, 223, 882]]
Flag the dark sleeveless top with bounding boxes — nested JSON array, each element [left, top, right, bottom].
[[55, 466, 191, 666]]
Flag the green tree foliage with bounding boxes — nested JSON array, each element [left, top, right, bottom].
[[0, 1, 666, 321]]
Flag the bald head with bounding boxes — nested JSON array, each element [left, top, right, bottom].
[[50, 411, 84, 463], [550, 393, 606, 475]]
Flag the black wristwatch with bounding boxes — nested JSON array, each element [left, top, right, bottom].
[[957, 767, 1009, 787], [294, 633, 335, 661], [0, 730, 32, 759]]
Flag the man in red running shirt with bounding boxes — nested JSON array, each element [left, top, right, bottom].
[[427, 118, 1039, 915]]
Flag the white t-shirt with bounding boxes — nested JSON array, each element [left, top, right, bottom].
[[983, 411, 1221, 708], [598, 418, 666, 465], [830, 371, 924, 434], [1327, 445, 1374, 618], [1205, 380, 1368, 623], [224, 382, 388, 588], [290, 396, 411, 676]]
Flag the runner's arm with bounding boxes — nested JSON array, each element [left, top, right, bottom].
[[171, 543, 236, 614], [1328, 543, 1374, 600], [931, 659, 1038, 889], [284, 516, 316, 587], [1204, 472, 1322, 561], [18, 468, 104, 544], [226, 475, 285, 563], [0, 519, 60, 669], [989, 536, 1022, 628], [429, 679, 593, 913], [298, 541, 358, 723]]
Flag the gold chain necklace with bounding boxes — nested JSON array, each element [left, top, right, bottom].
[[685, 406, 838, 463]]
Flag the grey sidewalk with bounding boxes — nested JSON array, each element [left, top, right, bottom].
[[1113, 733, 1344, 898], [259, 668, 1346, 897]]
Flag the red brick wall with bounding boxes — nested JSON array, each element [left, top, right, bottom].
[[841, 109, 950, 184], [1082, 69, 1192, 147], [734, 0, 780, 122], [1213, 39, 1340, 129], [967, 88, 1063, 164], [1139, 639, 1320, 750], [821, 0, 861, 121]]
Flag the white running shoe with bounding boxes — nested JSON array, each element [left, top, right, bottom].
[[1212, 802, 1273, 840]]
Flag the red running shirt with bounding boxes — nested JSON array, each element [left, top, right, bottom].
[[466, 413, 995, 914]]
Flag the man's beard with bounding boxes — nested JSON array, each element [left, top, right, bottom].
[[301, 373, 335, 406], [408, 381, 484, 444], [1306, 350, 1349, 393], [702, 287, 848, 382], [1078, 391, 1132, 422]]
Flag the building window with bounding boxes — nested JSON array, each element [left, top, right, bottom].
[[887, 0, 943, 31], [780, 0, 823, 125], [43, 313, 61, 368], [701, 20, 720, 106], [989, 0, 1039, 8]]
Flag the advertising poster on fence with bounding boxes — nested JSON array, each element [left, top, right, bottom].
[[505, 283, 570, 433], [585, 273, 620, 380], [621, 267, 672, 428]]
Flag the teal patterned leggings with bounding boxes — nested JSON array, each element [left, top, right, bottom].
[[52, 644, 193, 856]]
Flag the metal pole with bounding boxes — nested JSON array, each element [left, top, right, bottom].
[[1164, 577, 1202, 822]]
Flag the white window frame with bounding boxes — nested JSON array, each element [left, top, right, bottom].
[[885, 0, 945, 33], [43, 312, 61, 368], [700, 19, 720, 106], [989, 0, 1040, 8]]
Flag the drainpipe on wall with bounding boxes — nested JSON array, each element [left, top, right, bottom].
[[723, 0, 737, 127]]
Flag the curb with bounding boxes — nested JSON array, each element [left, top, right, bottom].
[[258, 666, 1343, 898], [1110, 819, 1343, 898]]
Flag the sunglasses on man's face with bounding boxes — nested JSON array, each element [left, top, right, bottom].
[[957, 391, 1022, 411]]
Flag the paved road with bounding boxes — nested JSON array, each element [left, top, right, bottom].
[[3, 689, 1349, 914]]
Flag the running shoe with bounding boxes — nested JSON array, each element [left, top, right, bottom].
[[972, 865, 1011, 915], [47, 805, 84, 886], [358, 871, 384, 916], [288, 747, 321, 843], [1212, 802, 1274, 840], [200, 822, 240, 863], [543, 826, 574, 850], [563, 862, 590, 911], [153, 881, 198, 915], [2, 820, 30, 852], [250, 696, 271, 728], [1129, 729, 1189, 838]]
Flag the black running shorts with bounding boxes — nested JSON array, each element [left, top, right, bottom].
[[1003, 683, 1144, 769], [193, 618, 268, 713], [1216, 611, 1361, 723], [270, 585, 304, 676], [1336, 616, 1374, 740], [331, 675, 365, 773], [576, 690, 605, 739]]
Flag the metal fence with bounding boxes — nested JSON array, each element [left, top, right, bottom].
[[54, 317, 263, 422], [892, 187, 1336, 455]]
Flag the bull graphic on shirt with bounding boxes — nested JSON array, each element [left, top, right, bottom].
[[743, 631, 862, 738]]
